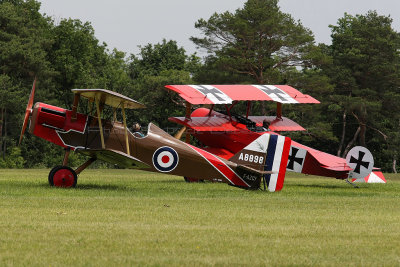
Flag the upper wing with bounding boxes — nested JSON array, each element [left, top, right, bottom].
[[165, 85, 320, 104], [72, 89, 145, 109]]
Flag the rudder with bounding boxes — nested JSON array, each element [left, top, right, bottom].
[[263, 135, 291, 192]]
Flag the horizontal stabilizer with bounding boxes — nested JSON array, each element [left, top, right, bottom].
[[237, 164, 273, 175], [352, 170, 386, 183]]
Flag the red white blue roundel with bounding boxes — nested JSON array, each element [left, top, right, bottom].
[[152, 146, 179, 172]]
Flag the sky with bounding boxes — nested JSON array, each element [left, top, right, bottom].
[[39, 0, 400, 57]]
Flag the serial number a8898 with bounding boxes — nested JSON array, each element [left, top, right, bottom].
[[238, 153, 264, 164]]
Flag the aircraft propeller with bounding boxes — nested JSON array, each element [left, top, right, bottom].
[[19, 78, 36, 145]]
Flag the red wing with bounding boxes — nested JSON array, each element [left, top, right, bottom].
[[165, 85, 320, 104], [168, 116, 240, 132], [248, 116, 306, 131], [169, 115, 305, 132]]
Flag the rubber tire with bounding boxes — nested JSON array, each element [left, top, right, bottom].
[[49, 166, 77, 188]]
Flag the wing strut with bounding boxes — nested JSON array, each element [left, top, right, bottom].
[[277, 103, 282, 119], [208, 104, 215, 116], [246, 101, 251, 118], [95, 95, 105, 149], [185, 101, 192, 143], [112, 107, 117, 122], [71, 93, 80, 122], [121, 104, 130, 155]]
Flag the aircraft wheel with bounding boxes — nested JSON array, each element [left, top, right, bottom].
[[49, 166, 77, 188]]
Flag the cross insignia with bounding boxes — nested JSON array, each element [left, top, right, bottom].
[[287, 147, 304, 170], [350, 151, 370, 173], [258, 85, 293, 103], [195, 85, 230, 103]]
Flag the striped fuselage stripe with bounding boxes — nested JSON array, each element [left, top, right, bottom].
[[264, 135, 278, 190], [187, 144, 249, 187], [276, 138, 291, 191], [263, 135, 290, 192]]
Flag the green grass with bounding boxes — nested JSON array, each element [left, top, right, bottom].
[[0, 169, 399, 266]]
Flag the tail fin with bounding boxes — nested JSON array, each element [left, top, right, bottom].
[[345, 146, 374, 179], [230, 134, 291, 192]]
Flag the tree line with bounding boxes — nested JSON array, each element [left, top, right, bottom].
[[0, 0, 399, 172]]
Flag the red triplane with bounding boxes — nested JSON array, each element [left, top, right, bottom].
[[19, 81, 384, 192]]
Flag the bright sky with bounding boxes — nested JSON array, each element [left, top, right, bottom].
[[39, 0, 400, 57]]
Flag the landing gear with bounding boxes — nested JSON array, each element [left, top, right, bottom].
[[49, 166, 77, 188], [48, 147, 96, 188]]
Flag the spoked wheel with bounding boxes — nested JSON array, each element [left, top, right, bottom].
[[49, 166, 77, 188]]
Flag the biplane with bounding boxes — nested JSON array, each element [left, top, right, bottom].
[[19, 80, 295, 191], [164, 85, 385, 185]]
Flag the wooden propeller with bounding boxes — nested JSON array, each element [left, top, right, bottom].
[[19, 78, 36, 145]]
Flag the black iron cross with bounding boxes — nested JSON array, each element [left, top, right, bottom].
[[350, 151, 370, 173], [196, 85, 226, 102], [259, 85, 290, 102], [287, 147, 304, 170]]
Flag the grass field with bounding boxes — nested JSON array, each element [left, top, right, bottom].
[[0, 169, 399, 266]]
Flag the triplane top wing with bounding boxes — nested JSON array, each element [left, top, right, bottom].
[[165, 85, 320, 104], [72, 89, 145, 109]]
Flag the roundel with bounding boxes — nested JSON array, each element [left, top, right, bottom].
[[152, 146, 179, 172]]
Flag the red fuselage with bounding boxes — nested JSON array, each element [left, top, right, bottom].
[[173, 107, 351, 179], [29, 102, 87, 149]]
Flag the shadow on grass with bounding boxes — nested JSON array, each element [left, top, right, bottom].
[[30, 182, 136, 192], [288, 183, 349, 189], [144, 179, 199, 184], [75, 183, 132, 191]]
